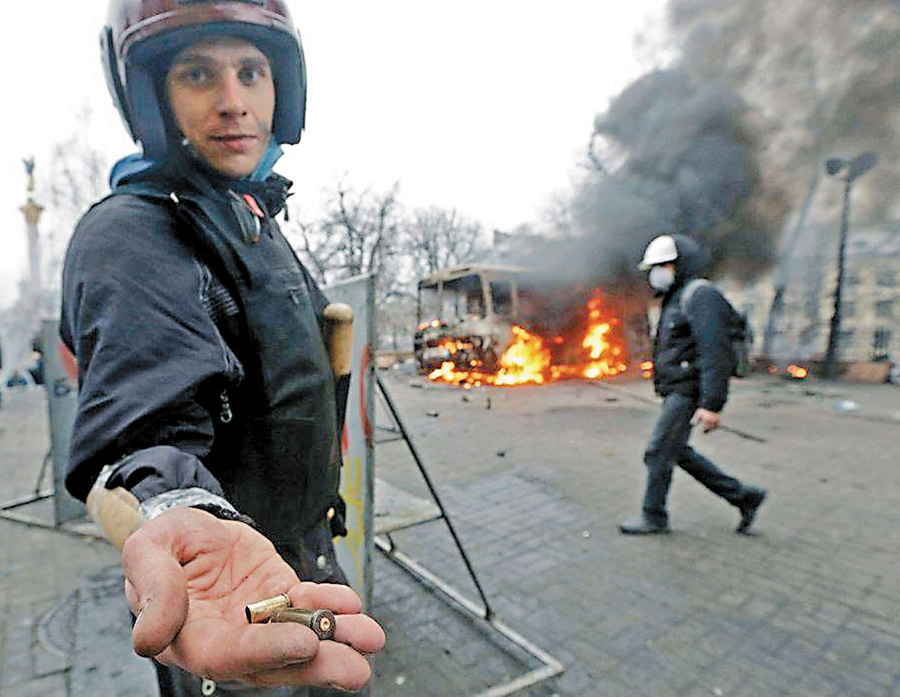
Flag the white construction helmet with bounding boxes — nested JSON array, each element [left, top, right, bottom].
[[638, 235, 678, 270]]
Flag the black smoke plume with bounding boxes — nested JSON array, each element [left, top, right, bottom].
[[510, 0, 900, 293], [510, 68, 785, 286]]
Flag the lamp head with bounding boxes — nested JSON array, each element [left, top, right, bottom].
[[826, 158, 845, 176], [847, 151, 877, 180]]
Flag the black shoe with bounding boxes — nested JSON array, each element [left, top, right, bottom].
[[736, 487, 766, 534], [618, 517, 670, 535]]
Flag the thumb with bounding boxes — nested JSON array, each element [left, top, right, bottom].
[[122, 529, 189, 657]]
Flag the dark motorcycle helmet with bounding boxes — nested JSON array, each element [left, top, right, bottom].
[[101, 0, 307, 160]]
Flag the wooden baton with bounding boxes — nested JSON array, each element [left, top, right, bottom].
[[323, 303, 354, 433], [86, 481, 144, 551], [323, 302, 354, 379]]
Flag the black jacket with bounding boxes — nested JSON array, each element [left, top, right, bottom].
[[60, 160, 340, 541], [651, 235, 733, 412]]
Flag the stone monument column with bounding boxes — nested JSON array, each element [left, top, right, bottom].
[[19, 158, 44, 321]]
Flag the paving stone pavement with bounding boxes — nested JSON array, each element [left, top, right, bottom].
[[1, 372, 899, 696]]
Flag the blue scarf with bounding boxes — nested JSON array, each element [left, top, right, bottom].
[[109, 139, 284, 188]]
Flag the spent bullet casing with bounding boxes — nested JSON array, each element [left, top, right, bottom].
[[270, 607, 336, 640], [245, 593, 291, 624]]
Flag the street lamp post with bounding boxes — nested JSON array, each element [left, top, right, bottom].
[[822, 151, 877, 379]]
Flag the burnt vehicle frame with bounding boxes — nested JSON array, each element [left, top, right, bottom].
[[414, 264, 654, 376], [414, 265, 527, 373]]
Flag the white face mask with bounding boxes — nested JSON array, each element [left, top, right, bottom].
[[648, 265, 675, 293]]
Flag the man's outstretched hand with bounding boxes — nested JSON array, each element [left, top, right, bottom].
[[121, 507, 385, 691]]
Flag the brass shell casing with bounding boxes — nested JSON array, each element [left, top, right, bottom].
[[270, 607, 337, 640], [245, 593, 291, 624]]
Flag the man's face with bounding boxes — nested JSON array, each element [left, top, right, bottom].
[[647, 261, 677, 293], [166, 37, 275, 178]]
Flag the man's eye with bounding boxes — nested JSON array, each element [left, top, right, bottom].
[[239, 65, 267, 85], [180, 66, 212, 86]]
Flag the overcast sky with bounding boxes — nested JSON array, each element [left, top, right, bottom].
[[0, 2, 667, 309]]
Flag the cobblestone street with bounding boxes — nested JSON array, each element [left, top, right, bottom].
[[1, 371, 899, 696]]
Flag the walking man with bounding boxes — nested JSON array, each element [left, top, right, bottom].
[[619, 234, 766, 535]]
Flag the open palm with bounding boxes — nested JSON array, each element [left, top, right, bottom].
[[122, 507, 384, 690]]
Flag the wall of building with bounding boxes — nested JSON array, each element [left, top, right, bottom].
[[720, 238, 900, 366]]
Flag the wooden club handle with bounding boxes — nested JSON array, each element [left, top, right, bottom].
[[86, 483, 145, 551], [323, 302, 354, 378]]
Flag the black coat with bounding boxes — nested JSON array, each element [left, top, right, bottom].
[[651, 236, 733, 413], [60, 162, 340, 539]]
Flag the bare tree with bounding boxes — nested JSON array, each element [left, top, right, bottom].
[[405, 205, 486, 278], [327, 179, 402, 280], [41, 105, 113, 296], [286, 178, 406, 299], [45, 106, 110, 228], [289, 218, 342, 287]]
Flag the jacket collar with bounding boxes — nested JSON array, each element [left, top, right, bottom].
[[113, 152, 293, 218]]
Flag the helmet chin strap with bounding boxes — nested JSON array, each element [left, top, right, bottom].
[[180, 136, 201, 160], [177, 136, 218, 175], [250, 137, 283, 181]]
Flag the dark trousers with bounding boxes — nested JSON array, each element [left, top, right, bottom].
[[642, 392, 745, 526], [154, 520, 366, 697]]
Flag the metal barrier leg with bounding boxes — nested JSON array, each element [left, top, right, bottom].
[[376, 374, 493, 619]]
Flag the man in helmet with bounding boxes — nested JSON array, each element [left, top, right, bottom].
[[59, 1, 384, 694], [618, 234, 766, 535]]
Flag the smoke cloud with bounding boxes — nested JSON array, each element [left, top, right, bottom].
[[670, 0, 900, 224], [509, 68, 784, 285], [509, 0, 899, 293]]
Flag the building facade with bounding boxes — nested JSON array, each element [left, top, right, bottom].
[[720, 227, 900, 368]]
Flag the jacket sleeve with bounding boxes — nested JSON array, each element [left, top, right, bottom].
[[684, 284, 732, 412], [60, 195, 243, 504]]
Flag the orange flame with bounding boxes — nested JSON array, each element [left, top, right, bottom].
[[787, 364, 809, 379], [427, 325, 550, 386], [493, 325, 551, 385], [582, 322, 613, 379], [428, 291, 632, 386]]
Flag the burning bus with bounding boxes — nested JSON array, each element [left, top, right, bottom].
[[414, 265, 523, 374], [414, 264, 653, 386]]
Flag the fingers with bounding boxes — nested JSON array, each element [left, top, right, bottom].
[[692, 409, 720, 433], [286, 583, 385, 653], [122, 523, 190, 657], [165, 614, 382, 684], [287, 582, 362, 615], [247, 640, 374, 692], [124, 578, 138, 616], [200, 622, 322, 676], [331, 614, 386, 655]]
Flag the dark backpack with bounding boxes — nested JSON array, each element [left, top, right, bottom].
[[680, 279, 753, 378]]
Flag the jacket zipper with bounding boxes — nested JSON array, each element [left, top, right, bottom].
[[219, 389, 233, 424]]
